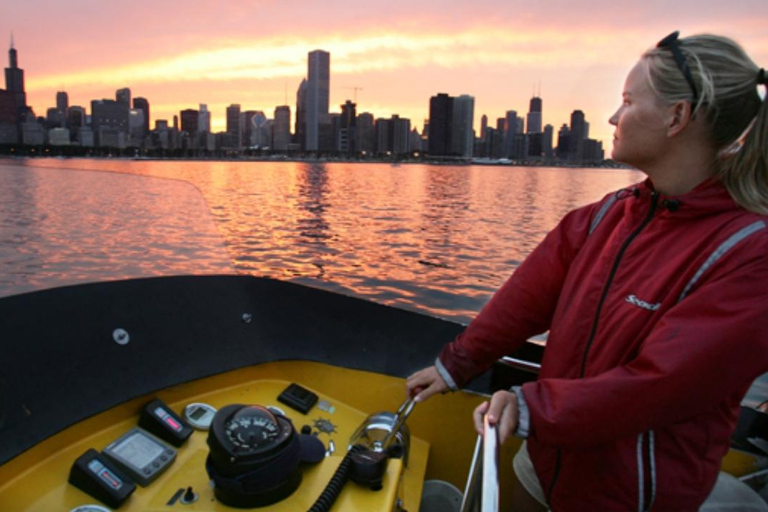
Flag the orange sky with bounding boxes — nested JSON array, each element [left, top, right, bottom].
[[3, 0, 767, 147]]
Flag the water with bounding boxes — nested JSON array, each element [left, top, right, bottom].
[[0, 158, 644, 322], [2, 158, 766, 405]]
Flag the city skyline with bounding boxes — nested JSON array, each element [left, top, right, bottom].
[[3, 0, 767, 146]]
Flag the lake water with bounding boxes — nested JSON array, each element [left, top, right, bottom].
[[0, 158, 643, 323], [3, 158, 766, 405]]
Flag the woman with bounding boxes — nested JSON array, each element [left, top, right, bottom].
[[407, 32, 768, 511]]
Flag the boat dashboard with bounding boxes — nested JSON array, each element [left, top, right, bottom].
[[0, 362, 449, 511]]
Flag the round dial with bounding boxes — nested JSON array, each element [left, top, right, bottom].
[[224, 406, 282, 451]]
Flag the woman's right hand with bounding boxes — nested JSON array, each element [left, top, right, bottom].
[[406, 365, 449, 402]]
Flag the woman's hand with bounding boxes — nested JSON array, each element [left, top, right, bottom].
[[473, 390, 519, 444], [406, 366, 449, 402]]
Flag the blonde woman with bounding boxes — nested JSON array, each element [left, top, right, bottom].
[[408, 32, 768, 511]]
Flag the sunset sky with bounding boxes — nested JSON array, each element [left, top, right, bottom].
[[3, 0, 767, 147]]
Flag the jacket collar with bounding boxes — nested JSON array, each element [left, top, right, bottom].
[[629, 177, 737, 218]]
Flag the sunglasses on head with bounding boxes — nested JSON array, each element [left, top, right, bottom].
[[657, 31, 699, 104]]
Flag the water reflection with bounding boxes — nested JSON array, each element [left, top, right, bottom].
[[6, 159, 644, 322]]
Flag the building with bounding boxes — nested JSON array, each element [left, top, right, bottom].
[[503, 110, 520, 159], [4, 35, 26, 116], [390, 115, 411, 156], [91, 99, 129, 148], [272, 105, 291, 151], [451, 94, 474, 158], [338, 101, 356, 154], [569, 110, 586, 162], [116, 88, 131, 105], [46, 107, 66, 128], [543, 124, 554, 159], [180, 109, 199, 135], [526, 96, 542, 134], [225, 104, 242, 149], [48, 127, 70, 146], [375, 118, 389, 156], [56, 91, 68, 116], [295, 79, 307, 149], [556, 124, 570, 160], [305, 50, 330, 151], [427, 93, 453, 157], [198, 104, 210, 133], [133, 97, 150, 136], [356, 112, 375, 155]]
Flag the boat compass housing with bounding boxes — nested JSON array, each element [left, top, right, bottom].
[[205, 404, 325, 508]]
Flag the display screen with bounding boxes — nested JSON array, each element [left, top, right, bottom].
[[111, 432, 164, 470], [190, 407, 207, 420]]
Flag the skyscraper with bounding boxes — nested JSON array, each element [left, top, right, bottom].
[[451, 94, 474, 158], [273, 105, 291, 151], [180, 109, 199, 134], [56, 91, 68, 114], [305, 50, 330, 151], [226, 104, 242, 149], [569, 109, 586, 161], [526, 96, 542, 134], [427, 93, 453, 157], [198, 104, 210, 133], [356, 112, 375, 155], [5, 35, 26, 114], [338, 101, 356, 154], [503, 110, 519, 158], [133, 97, 150, 135]]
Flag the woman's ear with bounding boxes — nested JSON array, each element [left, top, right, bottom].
[[667, 100, 693, 137]]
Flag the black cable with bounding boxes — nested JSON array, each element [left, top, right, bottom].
[[308, 445, 365, 512]]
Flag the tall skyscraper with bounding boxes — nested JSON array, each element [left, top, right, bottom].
[[427, 93, 453, 157], [226, 104, 242, 149], [56, 91, 68, 114], [526, 96, 542, 134], [451, 94, 474, 158], [133, 97, 150, 135], [503, 110, 519, 158], [305, 50, 330, 151], [198, 104, 210, 133], [569, 110, 586, 161], [5, 35, 26, 114]]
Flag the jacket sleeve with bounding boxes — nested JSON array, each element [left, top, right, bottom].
[[437, 198, 603, 389], [522, 233, 768, 448]]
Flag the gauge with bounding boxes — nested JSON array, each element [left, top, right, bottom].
[[225, 406, 281, 450], [184, 402, 217, 430]]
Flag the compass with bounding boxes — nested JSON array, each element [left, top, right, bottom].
[[209, 405, 293, 464], [206, 404, 304, 507]]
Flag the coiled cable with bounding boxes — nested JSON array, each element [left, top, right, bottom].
[[308, 445, 365, 512]]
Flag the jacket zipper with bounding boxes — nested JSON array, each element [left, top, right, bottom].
[[579, 191, 659, 378], [547, 192, 659, 507]]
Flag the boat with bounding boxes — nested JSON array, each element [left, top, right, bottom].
[[0, 162, 766, 511]]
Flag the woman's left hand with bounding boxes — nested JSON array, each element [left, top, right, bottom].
[[473, 390, 519, 445]]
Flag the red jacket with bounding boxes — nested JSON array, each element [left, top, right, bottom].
[[439, 178, 768, 511]]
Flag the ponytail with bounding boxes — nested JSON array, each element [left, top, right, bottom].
[[717, 81, 768, 214]]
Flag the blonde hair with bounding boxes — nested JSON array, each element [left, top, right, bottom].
[[642, 34, 768, 214]]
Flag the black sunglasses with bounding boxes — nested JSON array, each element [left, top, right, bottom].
[[657, 31, 699, 104]]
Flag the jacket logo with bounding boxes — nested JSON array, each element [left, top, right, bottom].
[[625, 294, 661, 311]]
